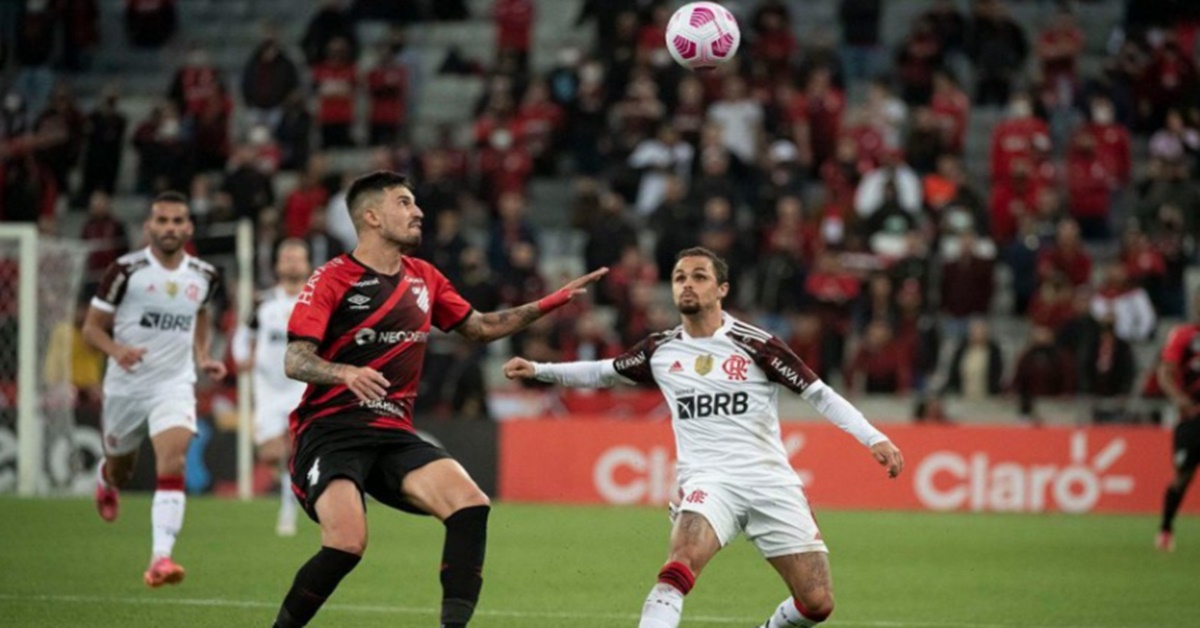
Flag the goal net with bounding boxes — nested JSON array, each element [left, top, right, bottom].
[[0, 225, 94, 495]]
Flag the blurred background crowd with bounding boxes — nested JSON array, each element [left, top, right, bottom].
[[2, 0, 1199, 425]]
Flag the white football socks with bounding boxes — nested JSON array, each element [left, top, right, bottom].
[[765, 597, 822, 627], [151, 489, 186, 559], [638, 583, 685, 628], [278, 470, 297, 529]]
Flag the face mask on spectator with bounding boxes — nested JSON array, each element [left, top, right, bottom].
[[160, 118, 181, 140], [1092, 105, 1113, 125], [490, 129, 513, 150], [1009, 99, 1032, 118]]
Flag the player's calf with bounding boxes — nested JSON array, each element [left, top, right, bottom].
[[440, 504, 490, 628], [638, 561, 696, 628]]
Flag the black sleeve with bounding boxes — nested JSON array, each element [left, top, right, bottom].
[[728, 327, 820, 395], [93, 261, 132, 309], [611, 334, 660, 384]]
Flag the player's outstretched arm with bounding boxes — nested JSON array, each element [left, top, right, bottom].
[[502, 356, 630, 388], [284, 340, 390, 402], [456, 267, 608, 343]]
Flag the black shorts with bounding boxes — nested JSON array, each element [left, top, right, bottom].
[[1173, 420, 1200, 472], [289, 422, 451, 523]]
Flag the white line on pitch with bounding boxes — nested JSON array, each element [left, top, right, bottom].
[[0, 593, 1138, 627]]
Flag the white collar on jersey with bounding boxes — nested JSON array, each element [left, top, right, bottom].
[[679, 312, 735, 341], [144, 246, 190, 273]]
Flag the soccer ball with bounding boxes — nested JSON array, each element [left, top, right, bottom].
[[665, 2, 741, 70]]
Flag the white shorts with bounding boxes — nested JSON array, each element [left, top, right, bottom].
[[101, 388, 197, 456], [677, 481, 828, 558], [254, 398, 293, 446]]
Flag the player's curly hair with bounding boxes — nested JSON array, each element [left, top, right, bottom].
[[675, 246, 729, 285]]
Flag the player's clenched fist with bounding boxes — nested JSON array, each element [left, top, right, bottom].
[[502, 357, 536, 380], [114, 345, 147, 372], [870, 440, 905, 478], [339, 365, 390, 402]]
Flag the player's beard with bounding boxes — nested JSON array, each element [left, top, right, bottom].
[[150, 233, 185, 255], [384, 230, 421, 253], [677, 293, 702, 315]]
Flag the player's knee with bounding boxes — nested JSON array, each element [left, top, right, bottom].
[[156, 452, 186, 476], [795, 591, 835, 622], [325, 531, 368, 556]]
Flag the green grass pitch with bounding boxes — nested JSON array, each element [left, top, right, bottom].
[[1, 496, 1197, 627]]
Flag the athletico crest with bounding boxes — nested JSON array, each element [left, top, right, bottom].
[[694, 354, 714, 376], [412, 284, 430, 313]]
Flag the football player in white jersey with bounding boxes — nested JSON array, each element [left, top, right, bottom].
[[82, 191, 227, 588], [232, 238, 311, 536], [504, 246, 904, 628]]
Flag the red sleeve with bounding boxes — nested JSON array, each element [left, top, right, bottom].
[[423, 262, 474, 332], [288, 266, 341, 345], [1162, 325, 1195, 366]]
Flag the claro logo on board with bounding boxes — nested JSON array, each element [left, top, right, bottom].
[[914, 433, 1134, 513], [592, 434, 809, 504]]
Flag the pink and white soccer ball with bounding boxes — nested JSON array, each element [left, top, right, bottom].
[[665, 2, 741, 70]]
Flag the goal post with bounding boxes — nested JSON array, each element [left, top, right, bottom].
[[236, 218, 254, 501], [0, 224, 40, 495], [0, 225, 92, 496]]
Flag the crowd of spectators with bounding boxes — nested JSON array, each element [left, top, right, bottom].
[[3, 0, 1200, 424]]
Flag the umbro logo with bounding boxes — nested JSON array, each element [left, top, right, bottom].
[[347, 294, 372, 310], [669, 361, 684, 373]]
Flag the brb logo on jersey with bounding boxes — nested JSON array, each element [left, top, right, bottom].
[[139, 310, 194, 331], [722, 355, 750, 381], [677, 391, 749, 419]]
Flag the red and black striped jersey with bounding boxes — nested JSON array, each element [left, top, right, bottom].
[[1162, 324, 1200, 404], [287, 253, 473, 435]]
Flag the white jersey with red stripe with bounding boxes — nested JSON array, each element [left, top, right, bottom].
[[91, 248, 220, 398], [608, 315, 843, 488]]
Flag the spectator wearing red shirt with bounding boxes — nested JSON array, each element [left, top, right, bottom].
[[805, 251, 861, 378], [1065, 131, 1118, 240], [637, 4, 670, 63], [1121, 227, 1168, 312], [786, 312, 826, 379], [79, 191, 128, 281], [894, 17, 944, 105], [1078, 96, 1131, 186], [1035, 10, 1084, 87], [752, 6, 797, 75], [1037, 218, 1092, 287], [988, 157, 1041, 244], [168, 46, 222, 118], [930, 70, 969, 153], [846, 320, 912, 394], [786, 67, 845, 173], [514, 81, 565, 174], [939, 230, 995, 325], [282, 169, 330, 238], [1026, 275, 1076, 333], [311, 37, 357, 148], [1012, 324, 1075, 423], [366, 49, 409, 146], [494, 0, 534, 69], [192, 85, 233, 172], [477, 126, 533, 206], [990, 93, 1050, 184], [1138, 40, 1198, 130]]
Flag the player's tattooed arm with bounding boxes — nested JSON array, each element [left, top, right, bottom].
[[456, 267, 610, 343], [456, 303, 543, 343], [284, 340, 345, 384]]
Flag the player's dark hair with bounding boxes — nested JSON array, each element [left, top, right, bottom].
[[147, 191, 190, 219], [275, 237, 311, 262], [675, 246, 729, 284], [345, 170, 411, 227]]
